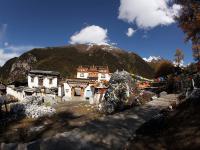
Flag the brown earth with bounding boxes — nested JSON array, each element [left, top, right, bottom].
[[126, 97, 200, 150], [0, 101, 102, 143]]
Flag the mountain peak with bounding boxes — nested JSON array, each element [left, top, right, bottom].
[[143, 56, 162, 63]]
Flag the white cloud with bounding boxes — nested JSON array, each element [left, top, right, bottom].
[[143, 56, 161, 62], [69, 25, 109, 45], [126, 28, 136, 37], [118, 0, 182, 29], [0, 49, 19, 66], [0, 45, 39, 66]]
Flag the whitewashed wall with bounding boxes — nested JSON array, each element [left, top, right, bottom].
[[28, 75, 58, 88], [6, 86, 25, 101], [63, 83, 72, 98], [43, 77, 58, 88], [98, 73, 110, 82], [28, 76, 39, 88], [84, 85, 93, 98], [58, 86, 64, 97]]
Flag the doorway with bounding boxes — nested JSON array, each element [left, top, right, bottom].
[[74, 87, 82, 96]]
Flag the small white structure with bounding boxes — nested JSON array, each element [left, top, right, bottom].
[[7, 70, 60, 101], [59, 78, 96, 101], [59, 78, 108, 105], [28, 70, 59, 89], [63, 82, 72, 98]]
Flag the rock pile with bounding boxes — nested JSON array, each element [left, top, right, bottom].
[[99, 71, 135, 114], [10, 96, 56, 119]]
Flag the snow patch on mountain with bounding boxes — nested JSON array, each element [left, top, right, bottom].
[[143, 56, 161, 62], [84, 44, 120, 52]]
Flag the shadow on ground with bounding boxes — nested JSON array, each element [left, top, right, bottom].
[[27, 105, 161, 150], [1, 102, 164, 150], [126, 98, 200, 150]]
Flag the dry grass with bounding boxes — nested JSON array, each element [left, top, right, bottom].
[[126, 98, 200, 150], [0, 101, 102, 143]]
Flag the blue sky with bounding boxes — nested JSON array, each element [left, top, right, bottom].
[[0, 0, 193, 66]]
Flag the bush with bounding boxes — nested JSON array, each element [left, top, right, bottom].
[[155, 61, 175, 78]]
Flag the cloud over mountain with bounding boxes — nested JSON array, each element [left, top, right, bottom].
[[69, 25, 109, 45], [0, 49, 18, 66], [118, 0, 182, 29], [0, 45, 40, 66], [126, 28, 136, 37]]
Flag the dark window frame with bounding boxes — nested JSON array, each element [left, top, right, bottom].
[[80, 73, 84, 77]]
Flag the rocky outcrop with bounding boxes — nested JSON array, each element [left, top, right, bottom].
[[8, 54, 37, 82]]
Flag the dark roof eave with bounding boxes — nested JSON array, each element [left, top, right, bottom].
[[29, 70, 60, 76]]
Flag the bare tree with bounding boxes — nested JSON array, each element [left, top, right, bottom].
[[174, 49, 184, 67]]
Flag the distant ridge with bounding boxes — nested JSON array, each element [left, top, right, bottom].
[[0, 44, 155, 83]]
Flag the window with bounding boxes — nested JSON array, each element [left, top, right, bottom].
[[31, 77, 34, 82], [80, 73, 84, 77], [101, 74, 106, 78], [49, 79, 53, 84], [39, 78, 43, 86]]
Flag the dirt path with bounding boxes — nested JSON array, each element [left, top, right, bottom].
[[1, 94, 179, 150]]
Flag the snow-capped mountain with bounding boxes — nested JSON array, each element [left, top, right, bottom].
[[143, 56, 162, 62]]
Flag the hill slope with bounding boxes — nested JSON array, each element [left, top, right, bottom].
[[127, 95, 200, 150], [0, 44, 154, 83]]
